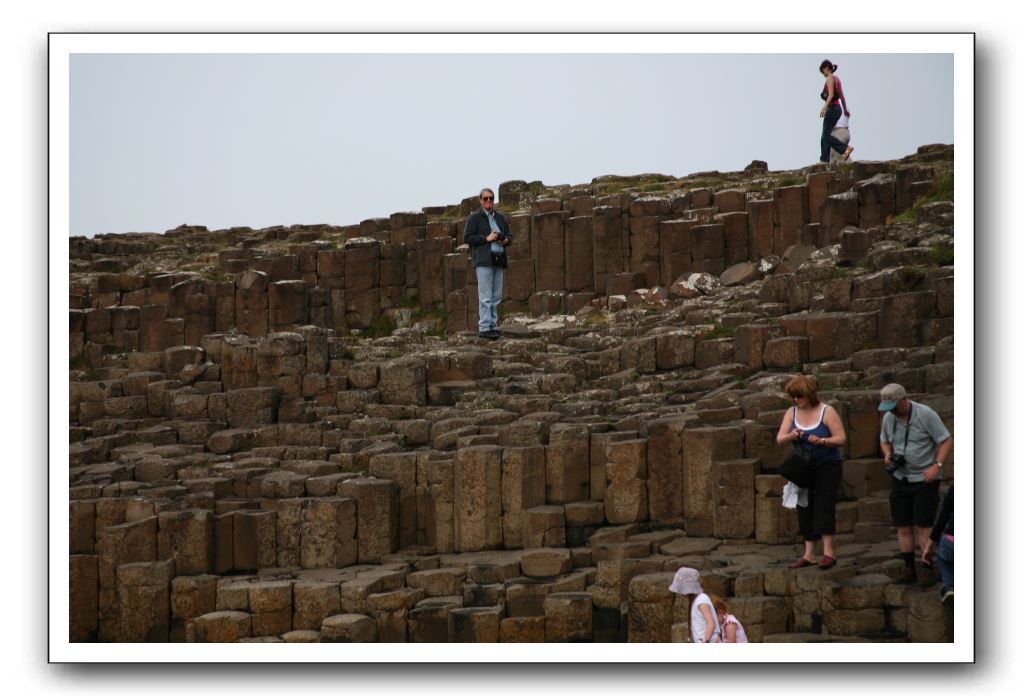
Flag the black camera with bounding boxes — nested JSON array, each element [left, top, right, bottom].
[[495, 231, 507, 243], [885, 453, 906, 474]]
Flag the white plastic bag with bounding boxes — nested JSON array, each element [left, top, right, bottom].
[[782, 481, 809, 509]]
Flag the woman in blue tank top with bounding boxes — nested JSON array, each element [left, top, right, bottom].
[[776, 374, 847, 569]]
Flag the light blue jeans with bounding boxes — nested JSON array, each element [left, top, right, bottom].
[[475, 264, 504, 332]]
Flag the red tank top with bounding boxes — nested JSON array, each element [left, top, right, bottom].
[[821, 76, 843, 106]]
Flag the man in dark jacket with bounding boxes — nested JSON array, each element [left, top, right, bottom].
[[463, 188, 512, 340]]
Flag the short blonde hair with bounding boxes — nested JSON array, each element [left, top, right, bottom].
[[784, 374, 820, 406]]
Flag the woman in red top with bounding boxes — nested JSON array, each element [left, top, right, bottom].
[[819, 59, 854, 162]]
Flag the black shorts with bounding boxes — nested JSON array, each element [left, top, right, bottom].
[[889, 478, 941, 528]]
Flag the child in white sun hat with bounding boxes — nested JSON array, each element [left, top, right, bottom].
[[669, 567, 720, 643]]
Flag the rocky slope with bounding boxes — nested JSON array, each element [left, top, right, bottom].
[[68, 145, 955, 643]]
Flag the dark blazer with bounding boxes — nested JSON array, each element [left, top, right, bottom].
[[464, 208, 512, 268]]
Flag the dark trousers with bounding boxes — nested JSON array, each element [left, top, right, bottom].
[[820, 104, 848, 162], [797, 459, 842, 540]]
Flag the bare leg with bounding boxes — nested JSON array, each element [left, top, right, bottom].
[[896, 526, 915, 553], [802, 540, 816, 561], [821, 534, 835, 558]]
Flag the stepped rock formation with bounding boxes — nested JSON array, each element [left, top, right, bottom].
[[68, 145, 956, 644]]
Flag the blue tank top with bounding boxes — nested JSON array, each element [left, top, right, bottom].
[[789, 404, 842, 463]]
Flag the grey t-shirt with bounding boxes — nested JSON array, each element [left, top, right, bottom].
[[880, 400, 951, 482]]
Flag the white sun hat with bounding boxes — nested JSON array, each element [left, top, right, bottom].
[[669, 566, 703, 595]]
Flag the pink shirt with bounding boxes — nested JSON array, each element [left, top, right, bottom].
[[721, 614, 748, 643]]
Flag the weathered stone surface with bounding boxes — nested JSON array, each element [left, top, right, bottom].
[[116, 560, 174, 642], [712, 459, 758, 539], [339, 477, 399, 563], [545, 425, 590, 504], [293, 581, 342, 631], [521, 548, 573, 578], [378, 357, 427, 405], [226, 387, 280, 428], [232, 510, 276, 570], [449, 606, 501, 642], [369, 452, 420, 548], [70, 555, 99, 641], [544, 592, 593, 642], [823, 608, 886, 637], [822, 573, 893, 611], [521, 505, 567, 548], [320, 613, 378, 642], [682, 426, 744, 536], [157, 510, 213, 575], [499, 616, 546, 643], [405, 568, 465, 598], [194, 611, 252, 643], [248, 580, 294, 636], [453, 446, 503, 552], [720, 261, 760, 286], [501, 446, 546, 548], [301, 497, 357, 569]]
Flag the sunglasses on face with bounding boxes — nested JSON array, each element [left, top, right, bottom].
[[481, 196, 494, 201], [789, 392, 804, 399]]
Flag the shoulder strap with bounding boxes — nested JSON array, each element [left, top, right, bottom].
[[893, 404, 912, 453], [903, 404, 912, 450]]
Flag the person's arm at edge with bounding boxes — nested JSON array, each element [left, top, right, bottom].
[[463, 212, 485, 247], [879, 413, 893, 464], [776, 407, 798, 446], [924, 436, 953, 483], [818, 405, 847, 448], [935, 436, 953, 466], [699, 603, 716, 643], [837, 80, 850, 116], [929, 487, 954, 542], [498, 213, 512, 247]]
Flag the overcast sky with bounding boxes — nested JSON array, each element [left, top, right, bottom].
[[69, 51, 953, 237]]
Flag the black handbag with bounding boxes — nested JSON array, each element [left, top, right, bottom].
[[778, 443, 815, 489]]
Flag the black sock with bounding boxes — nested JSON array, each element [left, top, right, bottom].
[[901, 551, 917, 575]]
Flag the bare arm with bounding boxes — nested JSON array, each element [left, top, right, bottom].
[[880, 441, 892, 464], [723, 622, 738, 643], [808, 406, 846, 448], [936, 437, 953, 464], [923, 437, 954, 483], [776, 408, 800, 446], [699, 604, 716, 643], [879, 415, 893, 464]]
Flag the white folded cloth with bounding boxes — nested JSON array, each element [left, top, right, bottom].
[[782, 482, 809, 509]]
